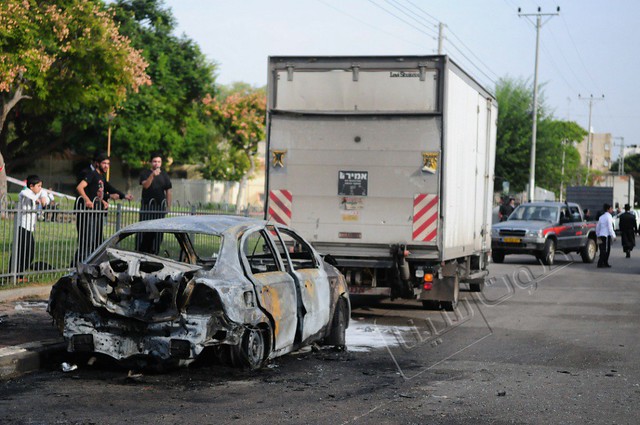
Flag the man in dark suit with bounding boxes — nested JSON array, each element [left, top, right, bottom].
[[619, 204, 637, 258]]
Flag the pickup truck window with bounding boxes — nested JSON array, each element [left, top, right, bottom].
[[509, 205, 559, 222]]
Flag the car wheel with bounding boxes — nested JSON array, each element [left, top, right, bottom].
[[235, 326, 269, 370], [325, 298, 348, 348], [541, 239, 556, 265], [581, 238, 597, 263], [492, 250, 505, 263]]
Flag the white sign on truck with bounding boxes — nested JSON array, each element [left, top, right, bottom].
[[265, 56, 497, 310]]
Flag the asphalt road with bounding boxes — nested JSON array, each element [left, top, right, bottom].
[[1, 243, 639, 424]]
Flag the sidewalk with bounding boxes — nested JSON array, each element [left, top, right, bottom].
[[0, 284, 65, 380]]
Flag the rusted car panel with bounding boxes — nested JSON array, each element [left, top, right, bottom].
[[48, 215, 350, 369]]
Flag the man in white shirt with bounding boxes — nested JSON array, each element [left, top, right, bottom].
[[596, 203, 616, 268]]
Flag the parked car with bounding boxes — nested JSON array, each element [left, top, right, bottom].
[[612, 209, 640, 233], [48, 215, 350, 369], [491, 202, 598, 265]]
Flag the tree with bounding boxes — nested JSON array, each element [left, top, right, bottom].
[[0, 0, 150, 197], [201, 86, 266, 211], [495, 77, 587, 195], [108, 0, 218, 176]]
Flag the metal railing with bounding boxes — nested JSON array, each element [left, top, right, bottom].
[[0, 195, 262, 286]]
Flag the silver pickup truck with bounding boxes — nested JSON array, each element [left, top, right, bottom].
[[491, 202, 598, 265]]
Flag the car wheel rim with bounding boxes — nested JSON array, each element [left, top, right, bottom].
[[589, 241, 596, 258], [246, 329, 264, 367]]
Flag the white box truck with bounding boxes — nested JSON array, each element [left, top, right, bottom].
[[265, 55, 497, 310]]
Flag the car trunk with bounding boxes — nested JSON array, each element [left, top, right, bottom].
[[77, 248, 203, 323]]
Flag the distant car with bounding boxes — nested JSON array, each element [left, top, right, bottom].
[[48, 215, 350, 369], [612, 209, 640, 233], [491, 202, 598, 265]]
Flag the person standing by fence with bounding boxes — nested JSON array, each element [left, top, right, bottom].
[[137, 152, 172, 254], [73, 152, 132, 266], [10, 175, 50, 280]]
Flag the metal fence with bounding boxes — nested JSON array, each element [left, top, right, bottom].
[[0, 195, 261, 287]]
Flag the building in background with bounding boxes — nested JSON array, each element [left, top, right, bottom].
[[576, 132, 612, 173]]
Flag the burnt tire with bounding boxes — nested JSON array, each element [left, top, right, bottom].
[[325, 298, 348, 348], [234, 326, 269, 370], [492, 250, 505, 263], [540, 239, 556, 265], [581, 238, 597, 263]]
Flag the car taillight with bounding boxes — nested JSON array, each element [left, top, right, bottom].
[[423, 273, 433, 290]]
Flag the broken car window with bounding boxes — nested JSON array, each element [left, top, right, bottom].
[[277, 229, 318, 270], [243, 230, 281, 274]]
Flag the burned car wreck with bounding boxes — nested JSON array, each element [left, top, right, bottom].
[[48, 215, 350, 369]]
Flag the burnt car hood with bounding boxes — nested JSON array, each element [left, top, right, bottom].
[[77, 248, 203, 323]]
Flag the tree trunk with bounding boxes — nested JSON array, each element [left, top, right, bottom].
[[235, 153, 256, 215], [0, 86, 31, 207]]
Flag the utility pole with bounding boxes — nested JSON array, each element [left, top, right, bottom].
[[579, 94, 605, 183], [437, 22, 445, 54], [614, 136, 625, 175], [559, 139, 567, 202], [519, 7, 559, 202]]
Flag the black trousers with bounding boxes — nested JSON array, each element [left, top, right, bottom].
[[73, 207, 105, 266], [598, 236, 612, 266], [10, 227, 35, 276], [136, 207, 167, 255]]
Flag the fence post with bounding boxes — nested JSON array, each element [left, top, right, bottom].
[[10, 202, 22, 285], [115, 204, 122, 231], [191, 205, 197, 216]]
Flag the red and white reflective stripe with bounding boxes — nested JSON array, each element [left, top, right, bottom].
[[268, 190, 292, 226], [412, 194, 438, 242]]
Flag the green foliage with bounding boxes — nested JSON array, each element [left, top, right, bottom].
[[495, 77, 587, 194], [109, 0, 218, 169], [200, 85, 266, 181]]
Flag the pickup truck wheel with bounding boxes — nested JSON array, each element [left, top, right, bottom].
[[540, 239, 556, 265], [581, 238, 597, 263], [492, 250, 505, 263]]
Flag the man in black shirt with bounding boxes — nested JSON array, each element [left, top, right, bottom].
[[137, 152, 172, 254], [73, 152, 132, 266], [499, 198, 515, 222]]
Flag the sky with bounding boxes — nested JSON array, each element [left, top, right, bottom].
[[164, 0, 639, 159]]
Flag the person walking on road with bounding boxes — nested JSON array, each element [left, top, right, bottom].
[[596, 203, 616, 268], [618, 204, 637, 258], [137, 152, 172, 254]]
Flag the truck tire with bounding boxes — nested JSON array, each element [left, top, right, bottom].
[[540, 239, 556, 265], [580, 238, 597, 263], [492, 250, 505, 263], [421, 300, 440, 310], [441, 300, 458, 311], [469, 283, 482, 292]]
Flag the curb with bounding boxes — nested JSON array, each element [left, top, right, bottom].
[[0, 284, 54, 303], [0, 338, 66, 380]]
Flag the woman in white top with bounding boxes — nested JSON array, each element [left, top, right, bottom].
[[10, 175, 50, 279]]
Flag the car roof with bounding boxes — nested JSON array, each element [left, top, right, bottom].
[[121, 214, 267, 234]]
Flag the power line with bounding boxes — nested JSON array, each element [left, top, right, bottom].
[[382, 0, 438, 36], [446, 27, 500, 82], [365, 0, 437, 40], [400, 0, 440, 27], [315, 0, 433, 50]]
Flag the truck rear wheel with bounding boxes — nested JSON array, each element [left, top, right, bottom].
[[581, 238, 597, 263]]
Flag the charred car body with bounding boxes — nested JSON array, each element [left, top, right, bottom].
[[491, 202, 597, 265], [48, 215, 350, 369]]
